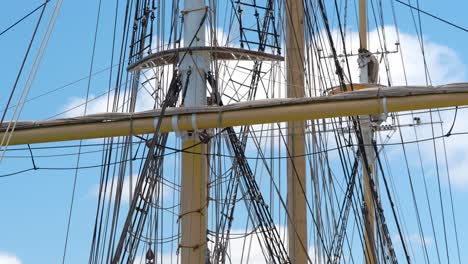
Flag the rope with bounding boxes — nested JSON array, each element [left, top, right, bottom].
[[0, 0, 51, 37], [0, 0, 62, 161]]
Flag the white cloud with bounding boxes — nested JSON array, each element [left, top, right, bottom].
[[382, 108, 468, 190], [89, 174, 175, 203], [222, 227, 275, 263], [393, 233, 433, 247], [61, 89, 156, 118], [324, 26, 466, 86], [0, 252, 21, 264], [431, 108, 468, 188], [327, 26, 468, 191], [375, 27, 465, 85], [133, 225, 289, 263], [207, 225, 328, 263]]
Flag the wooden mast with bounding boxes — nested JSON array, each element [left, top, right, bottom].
[[179, 0, 208, 263], [359, 0, 367, 50], [286, 0, 308, 263], [359, 0, 378, 263]]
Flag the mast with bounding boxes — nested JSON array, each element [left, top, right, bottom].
[[179, 0, 209, 263], [359, 0, 377, 263], [286, 0, 308, 263]]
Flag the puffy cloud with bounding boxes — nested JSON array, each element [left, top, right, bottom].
[[0, 252, 21, 264], [60, 25, 467, 113], [129, 225, 325, 263], [60, 89, 156, 118], [327, 26, 466, 86], [324, 26, 468, 192], [393, 233, 433, 247], [89, 174, 175, 203]]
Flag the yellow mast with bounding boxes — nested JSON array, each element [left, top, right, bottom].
[[359, 0, 377, 262], [359, 0, 367, 50], [286, 0, 308, 263], [178, 0, 208, 263], [180, 137, 208, 264]]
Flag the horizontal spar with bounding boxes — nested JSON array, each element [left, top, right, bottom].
[[1, 83, 468, 146]]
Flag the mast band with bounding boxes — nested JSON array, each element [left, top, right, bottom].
[[171, 115, 181, 137], [382, 97, 388, 115], [153, 117, 159, 130], [191, 113, 198, 131]]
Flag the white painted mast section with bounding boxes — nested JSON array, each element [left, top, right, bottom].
[[180, 0, 208, 106], [359, 0, 377, 263], [286, 0, 308, 263], [179, 1, 209, 263]]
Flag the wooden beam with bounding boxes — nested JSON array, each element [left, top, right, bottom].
[[2, 85, 468, 146]]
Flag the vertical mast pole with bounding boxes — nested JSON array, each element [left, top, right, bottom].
[[179, 0, 209, 263], [286, 0, 308, 263], [359, 0, 377, 263], [359, 0, 367, 51]]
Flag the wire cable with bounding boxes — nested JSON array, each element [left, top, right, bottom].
[[0, 0, 51, 37], [61, 0, 103, 262], [0, 1, 48, 128], [395, 0, 468, 33]]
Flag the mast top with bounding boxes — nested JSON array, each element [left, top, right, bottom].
[[359, 0, 367, 50]]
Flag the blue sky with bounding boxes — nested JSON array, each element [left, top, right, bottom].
[[1, 0, 468, 263]]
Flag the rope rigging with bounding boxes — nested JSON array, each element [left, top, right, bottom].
[[208, 73, 290, 264], [1, 0, 466, 263], [0, 0, 51, 37]]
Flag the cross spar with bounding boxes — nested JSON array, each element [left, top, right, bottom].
[[2, 85, 468, 146], [1, 89, 468, 147]]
